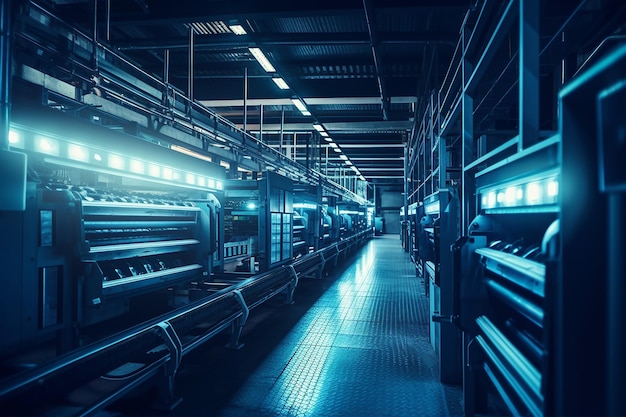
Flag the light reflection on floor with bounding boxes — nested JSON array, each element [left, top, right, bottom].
[[219, 235, 459, 417]]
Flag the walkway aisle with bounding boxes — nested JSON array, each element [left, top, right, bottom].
[[213, 235, 462, 417]]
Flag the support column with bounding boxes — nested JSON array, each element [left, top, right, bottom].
[[188, 27, 194, 101], [461, 25, 475, 232], [519, 0, 539, 150]]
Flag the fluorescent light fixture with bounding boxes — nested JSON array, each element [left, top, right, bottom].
[[291, 98, 310, 116], [186, 173, 196, 185], [351, 165, 359, 172], [333, 147, 342, 153], [272, 77, 290, 90], [323, 137, 333, 142], [228, 24, 247, 35], [313, 124, 325, 132], [339, 154, 348, 160], [93, 153, 103, 162], [359, 175, 366, 181], [216, 180, 224, 190], [220, 160, 230, 169], [197, 176, 206, 187], [319, 131, 329, 137], [345, 160, 353, 165], [171, 144, 212, 162], [329, 142, 338, 148], [208, 178, 216, 188], [248, 47, 276, 72]]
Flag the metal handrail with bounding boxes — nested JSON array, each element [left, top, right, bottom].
[[0, 229, 372, 415]]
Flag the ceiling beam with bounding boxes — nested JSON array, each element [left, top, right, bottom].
[[115, 32, 457, 51], [200, 96, 416, 108], [242, 120, 411, 132]]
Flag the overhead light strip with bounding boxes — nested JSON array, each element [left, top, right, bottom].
[[272, 77, 290, 90], [248, 47, 276, 72]]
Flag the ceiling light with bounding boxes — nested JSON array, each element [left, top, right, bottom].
[[291, 98, 310, 116], [359, 175, 366, 181], [323, 137, 333, 142], [339, 154, 348, 160], [345, 160, 353, 165], [272, 77, 290, 90], [248, 47, 276, 72], [319, 131, 329, 137], [312, 124, 324, 132], [351, 165, 359, 173], [228, 24, 247, 35], [333, 147, 342, 153], [329, 142, 338, 148]]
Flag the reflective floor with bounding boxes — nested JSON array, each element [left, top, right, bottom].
[[122, 235, 462, 416]]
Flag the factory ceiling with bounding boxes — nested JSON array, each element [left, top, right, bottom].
[[35, 0, 626, 187]]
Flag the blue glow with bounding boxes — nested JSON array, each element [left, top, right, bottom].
[[67, 143, 89, 162], [526, 182, 542, 204], [35, 136, 59, 156], [129, 159, 145, 174], [547, 180, 559, 197], [108, 154, 125, 170], [162, 167, 173, 180], [247, 202, 257, 210], [8, 130, 22, 147], [93, 153, 103, 162], [294, 202, 317, 210]]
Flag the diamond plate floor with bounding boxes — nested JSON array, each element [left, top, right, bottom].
[[115, 235, 462, 416]]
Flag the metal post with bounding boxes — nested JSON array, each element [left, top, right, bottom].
[[519, 0, 539, 150], [106, 0, 110, 41], [164, 49, 170, 84], [0, 0, 11, 151], [259, 103, 263, 143], [243, 67, 248, 133], [461, 25, 474, 232], [188, 27, 194, 101], [279, 106, 285, 155], [92, 0, 98, 68]]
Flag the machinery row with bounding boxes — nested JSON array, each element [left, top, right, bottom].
[[0, 2, 373, 414], [401, 2, 626, 415]]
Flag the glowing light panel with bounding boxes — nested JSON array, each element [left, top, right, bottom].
[[68, 143, 89, 162]]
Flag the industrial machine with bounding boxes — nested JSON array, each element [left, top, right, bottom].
[[457, 137, 559, 416], [415, 189, 462, 385], [222, 172, 294, 274], [1, 106, 225, 362]]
